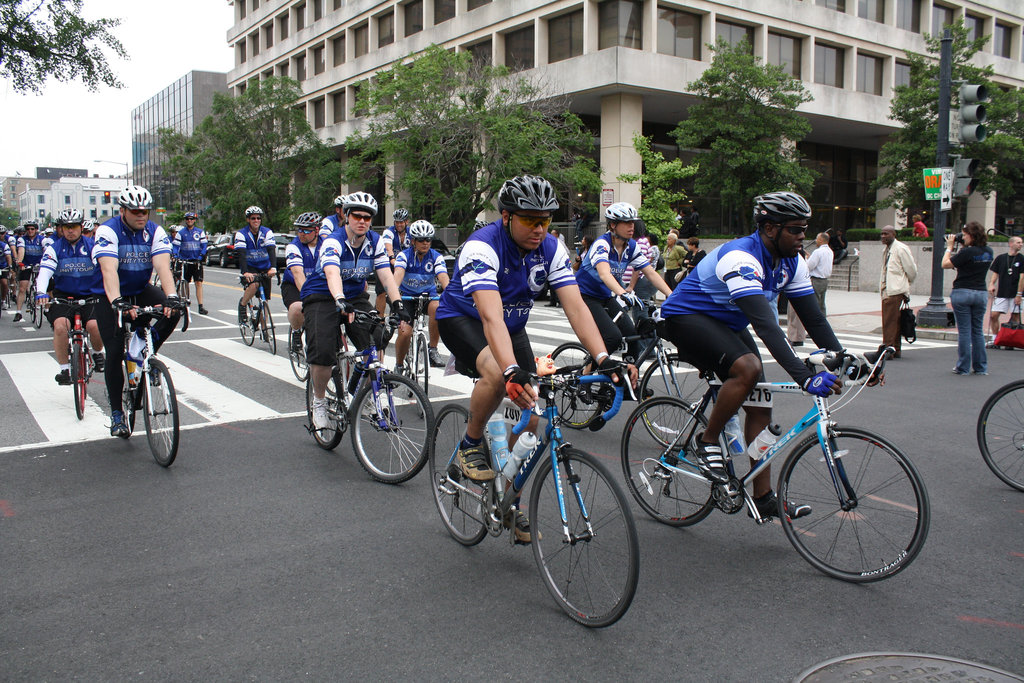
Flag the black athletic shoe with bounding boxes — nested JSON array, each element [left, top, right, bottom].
[[749, 490, 811, 520], [92, 352, 105, 373], [428, 347, 445, 368], [237, 300, 246, 325], [110, 410, 130, 438], [198, 305, 209, 315], [12, 312, 22, 322], [290, 329, 303, 354], [692, 433, 729, 483], [55, 369, 72, 385]]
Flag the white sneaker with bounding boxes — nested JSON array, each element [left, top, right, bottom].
[[311, 397, 330, 430]]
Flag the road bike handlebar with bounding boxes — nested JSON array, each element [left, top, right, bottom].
[[511, 372, 624, 435], [808, 345, 892, 386]]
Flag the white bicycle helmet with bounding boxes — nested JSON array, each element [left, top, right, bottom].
[[294, 211, 322, 228], [333, 195, 346, 207], [605, 202, 639, 222], [117, 185, 153, 210], [408, 219, 435, 240], [56, 209, 85, 225], [82, 219, 96, 232], [344, 192, 378, 217], [245, 205, 264, 217]]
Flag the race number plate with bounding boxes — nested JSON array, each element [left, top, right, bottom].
[[741, 386, 773, 408]]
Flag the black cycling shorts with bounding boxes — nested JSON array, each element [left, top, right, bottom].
[[18, 268, 35, 282], [302, 291, 383, 367], [45, 291, 98, 327], [438, 315, 537, 378], [182, 261, 204, 282], [281, 281, 301, 309], [660, 313, 764, 383], [243, 270, 274, 299]]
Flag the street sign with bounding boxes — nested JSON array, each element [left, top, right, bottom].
[[601, 188, 614, 207], [922, 168, 942, 201], [940, 167, 953, 211]]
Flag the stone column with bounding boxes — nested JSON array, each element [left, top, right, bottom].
[[600, 93, 643, 208]]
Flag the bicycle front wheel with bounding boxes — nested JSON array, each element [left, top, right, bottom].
[[977, 380, 1024, 492], [351, 371, 433, 483], [428, 403, 487, 546], [33, 298, 43, 329], [239, 302, 256, 346], [778, 427, 930, 582], [143, 358, 179, 467], [121, 365, 137, 436], [305, 371, 344, 450], [530, 447, 639, 627], [260, 302, 276, 355], [620, 396, 714, 526], [70, 339, 87, 420], [415, 334, 430, 396], [639, 353, 706, 403]]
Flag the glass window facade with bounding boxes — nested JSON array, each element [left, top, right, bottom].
[[405, 0, 423, 37], [767, 32, 801, 78], [354, 24, 369, 58], [856, 53, 883, 94], [894, 60, 911, 88], [467, 38, 492, 65], [333, 35, 346, 66], [815, 43, 844, 87], [332, 90, 346, 123], [378, 12, 394, 47], [313, 98, 326, 128], [931, 4, 955, 37], [964, 14, 984, 44], [716, 21, 753, 52], [658, 7, 700, 59], [435, 0, 455, 24], [314, 45, 326, 74], [599, 0, 643, 50], [549, 10, 584, 63], [858, 0, 884, 22], [816, 0, 845, 10], [505, 26, 534, 71], [467, 0, 490, 9], [895, 0, 920, 33], [995, 22, 1012, 58]]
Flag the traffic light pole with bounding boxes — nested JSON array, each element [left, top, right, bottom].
[[918, 29, 953, 328]]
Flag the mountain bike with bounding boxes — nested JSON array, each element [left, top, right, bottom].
[[398, 293, 438, 395], [977, 379, 1024, 492], [53, 296, 101, 420], [305, 308, 433, 484], [620, 347, 930, 583], [429, 369, 639, 627], [117, 300, 189, 467], [239, 273, 276, 355]]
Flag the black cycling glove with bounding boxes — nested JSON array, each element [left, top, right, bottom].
[[390, 299, 411, 324]]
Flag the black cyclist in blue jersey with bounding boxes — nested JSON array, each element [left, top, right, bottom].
[[659, 191, 853, 519], [36, 209, 106, 385], [171, 211, 209, 315], [235, 206, 277, 322], [393, 219, 450, 370], [437, 175, 633, 544], [13, 219, 45, 323], [303, 192, 410, 432], [93, 185, 182, 437], [283, 211, 323, 355], [376, 208, 411, 315], [318, 194, 346, 238], [575, 201, 672, 362]]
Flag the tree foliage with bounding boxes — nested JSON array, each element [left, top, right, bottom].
[[344, 45, 602, 233], [161, 77, 343, 233], [0, 205, 21, 227], [673, 39, 817, 229], [618, 134, 695, 239], [872, 21, 1024, 213], [0, 0, 126, 93]]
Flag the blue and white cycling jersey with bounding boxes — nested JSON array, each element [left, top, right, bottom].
[[93, 217, 172, 297], [283, 236, 321, 285], [233, 226, 276, 270], [41, 235, 54, 251], [662, 232, 814, 331], [0, 240, 11, 266], [37, 236, 103, 296], [318, 213, 344, 239], [395, 247, 446, 296], [173, 225, 208, 261], [20, 234, 45, 266], [301, 229, 389, 300], [575, 232, 649, 298], [381, 226, 410, 257], [436, 220, 576, 333]]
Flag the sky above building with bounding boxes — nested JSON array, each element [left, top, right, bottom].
[[0, 0, 235, 179]]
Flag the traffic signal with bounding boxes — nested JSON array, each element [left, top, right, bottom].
[[959, 84, 988, 144], [103, 191, 111, 202], [952, 157, 980, 197]]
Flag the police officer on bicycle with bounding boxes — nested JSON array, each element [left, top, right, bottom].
[[393, 219, 449, 371], [235, 206, 277, 323]]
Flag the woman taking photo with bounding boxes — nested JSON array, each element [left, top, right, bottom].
[[942, 221, 993, 375]]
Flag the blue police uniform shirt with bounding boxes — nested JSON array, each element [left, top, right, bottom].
[[301, 229, 389, 300], [233, 226, 276, 270], [661, 232, 814, 331], [381, 225, 410, 256], [173, 226, 208, 260], [1, 240, 11, 266], [93, 216, 172, 297], [575, 232, 650, 298], [395, 247, 446, 296], [436, 220, 576, 333], [20, 233, 45, 266], [318, 213, 344, 239], [283, 236, 321, 285], [38, 236, 103, 296]]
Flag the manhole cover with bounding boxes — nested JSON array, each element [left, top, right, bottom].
[[795, 652, 1023, 683]]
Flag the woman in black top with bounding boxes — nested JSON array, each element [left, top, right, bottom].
[[942, 221, 994, 375]]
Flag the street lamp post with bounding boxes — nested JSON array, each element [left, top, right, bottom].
[[93, 159, 131, 185]]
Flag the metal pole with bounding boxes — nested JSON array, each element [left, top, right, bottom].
[[918, 28, 953, 328]]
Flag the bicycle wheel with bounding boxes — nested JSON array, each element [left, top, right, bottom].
[[620, 396, 715, 526], [778, 427, 930, 582], [260, 301, 276, 355], [33, 297, 43, 329], [428, 403, 487, 546], [530, 447, 640, 627], [122, 364, 137, 436], [143, 358, 179, 467], [351, 371, 433, 483], [70, 338, 87, 420], [550, 342, 605, 429], [415, 334, 430, 396], [977, 380, 1024, 492], [305, 371, 344, 450], [239, 301, 256, 346], [289, 330, 309, 382], [639, 353, 706, 403]]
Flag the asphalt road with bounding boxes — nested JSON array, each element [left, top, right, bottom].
[[1, 265, 1021, 681]]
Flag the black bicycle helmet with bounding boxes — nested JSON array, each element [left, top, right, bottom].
[[497, 175, 559, 213], [294, 211, 322, 228], [752, 191, 812, 227]]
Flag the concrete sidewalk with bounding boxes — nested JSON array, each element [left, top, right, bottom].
[[817, 290, 959, 341]]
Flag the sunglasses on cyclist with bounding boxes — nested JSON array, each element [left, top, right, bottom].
[[413, 237, 431, 243], [777, 223, 807, 235], [513, 213, 552, 229], [348, 212, 373, 222], [295, 227, 315, 234]]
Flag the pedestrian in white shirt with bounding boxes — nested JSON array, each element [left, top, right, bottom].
[[806, 232, 833, 316]]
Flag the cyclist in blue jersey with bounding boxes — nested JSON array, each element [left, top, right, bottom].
[[393, 219, 450, 370], [13, 219, 45, 323], [283, 211, 323, 354], [318, 194, 347, 238], [303, 192, 410, 431], [93, 185, 182, 437], [36, 210, 106, 384], [576, 202, 672, 362], [235, 206, 277, 323], [0, 226, 11, 307], [376, 208, 410, 315], [437, 175, 632, 543], [659, 191, 847, 519], [172, 211, 209, 315], [42, 226, 56, 251]]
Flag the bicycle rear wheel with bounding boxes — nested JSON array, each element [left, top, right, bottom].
[[415, 334, 430, 396], [33, 295, 43, 329], [620, 396, 715, 526], [70, 338, 88, 420], [305, 371, 344, 450], [351, 372, 433, 483], [977, 379, 1024, 492], [428, 403, 487, 546], [143, 358, 179, 467], [260, 302, 276, 355], [639, 353, 706, 403], [239, 301, 256, 346], [778, 427, 929, 582], [530, 447, 639, 627]]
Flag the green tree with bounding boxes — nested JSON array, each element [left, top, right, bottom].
[[673, 39, 817, 230], [0, 0, 126, 93], [161, 77, 343, 233], [617, 134, 695, 239], [872, 21, 1024, 214], [344, 45, 602, 233], [0, 206, 21, 226]]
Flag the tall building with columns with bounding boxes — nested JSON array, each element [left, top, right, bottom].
[[227, 0, 1024, 232]]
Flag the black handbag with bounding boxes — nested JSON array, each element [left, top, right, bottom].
[[899, 299, 917, 344]]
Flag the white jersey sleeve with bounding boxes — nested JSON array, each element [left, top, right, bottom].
[[715, 249, 766, 300], [457, 240, 501, 294], [150, 226, 172, 256], [547, 240, 577, 289], [92, 225, 120, 262], [285, 242, 303, 270]]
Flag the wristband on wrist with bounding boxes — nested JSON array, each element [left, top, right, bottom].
[[595, 352, 610, 364], [503, 364, 519, 379]]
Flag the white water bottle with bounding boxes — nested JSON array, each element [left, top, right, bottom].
[[127, 330, 146, 362], [503, 431, 538, 479], [746, 424, 781, 462], [485, 414, 509, 472]]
